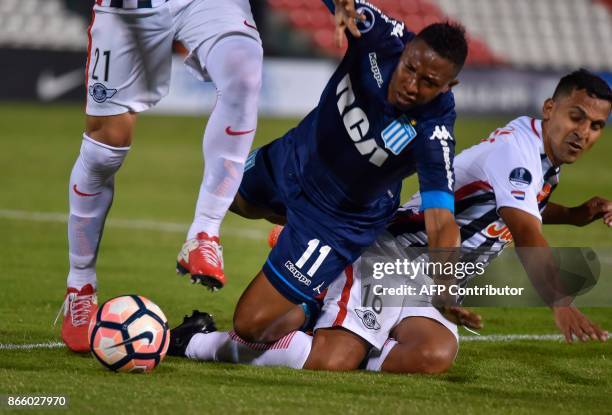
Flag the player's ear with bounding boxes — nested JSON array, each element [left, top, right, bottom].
[[444, 79, 459, 92], [542, 98, 554, 120]]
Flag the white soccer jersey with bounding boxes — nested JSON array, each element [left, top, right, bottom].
[[315, 116, 562, 349], [389, 116, 560, 254]]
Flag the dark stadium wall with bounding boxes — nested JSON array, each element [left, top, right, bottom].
[[0, 49, 86, 102], [0, 47, 610, 117]]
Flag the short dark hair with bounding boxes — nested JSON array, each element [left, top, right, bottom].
[[415, 22, 468, 73], [553, 69, 612, 104]]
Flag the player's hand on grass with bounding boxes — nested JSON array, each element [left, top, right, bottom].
[[576, 197, 612, 227], [439, 306, 483, 330], [332, 0, 364, 47], [553, 305, 608, 343]]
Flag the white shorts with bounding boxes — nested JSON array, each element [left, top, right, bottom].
[[314, 258, 459, 351], [86, 0, 261, 115]]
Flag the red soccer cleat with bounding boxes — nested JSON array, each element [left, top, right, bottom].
[[56, 284, 98, 353], [268, 225, 284, 248], [176, 232, 226, 290]]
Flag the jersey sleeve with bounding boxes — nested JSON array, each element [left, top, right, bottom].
[[323, 0, 410, 49], [414, 118, 457, 213], [483, 141, 542, 221]]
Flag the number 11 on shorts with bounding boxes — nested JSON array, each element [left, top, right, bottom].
[[295, 239, 331, 277]]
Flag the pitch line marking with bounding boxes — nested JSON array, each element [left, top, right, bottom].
[[1, 334, 608, 350], [0, 209, 267, 240], [0, 341, 65, 351], [462, 334, 565, 342]]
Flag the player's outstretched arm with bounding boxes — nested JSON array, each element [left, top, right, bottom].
[[500, 207, 608, 343], [542, 197, 612, 227]]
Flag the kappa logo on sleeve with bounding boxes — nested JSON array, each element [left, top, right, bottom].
[[429, 125, 454, 191], [508, 167, 532, 189]]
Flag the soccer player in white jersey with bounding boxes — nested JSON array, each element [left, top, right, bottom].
[[57, 0, 364, 353], [169, 69, 612, 373]]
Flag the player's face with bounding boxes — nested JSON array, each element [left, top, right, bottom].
[[387, 39, 459, 111], [542, 89, 611, 165]]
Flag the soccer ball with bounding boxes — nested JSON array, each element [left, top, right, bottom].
[[88, 295, 170, 373]]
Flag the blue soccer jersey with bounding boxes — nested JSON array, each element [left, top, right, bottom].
[[239, 0, 458, 312], [304, 0, 457, 210]]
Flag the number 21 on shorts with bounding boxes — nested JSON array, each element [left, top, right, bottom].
[[295, 239, 331, 277]]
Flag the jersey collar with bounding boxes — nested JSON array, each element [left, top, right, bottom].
[[531, 117, 549, 160], [533, 118, 561, 177]]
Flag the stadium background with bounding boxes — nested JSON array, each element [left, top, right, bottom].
[[0, 1, 611, 414]]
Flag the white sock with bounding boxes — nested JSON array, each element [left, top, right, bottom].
[[365, 338, 398, 372], [185, 330, 312, 369], [67, 134, 129, 290], [187, 35, 263, 239]]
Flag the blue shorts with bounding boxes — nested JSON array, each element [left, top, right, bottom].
[[239, 134, 398, 314]]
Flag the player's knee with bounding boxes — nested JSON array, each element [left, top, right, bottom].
[[303, 331, 364, 371], [232, 310, 270, 343], [230, 63, 262, 96], [217, 39, 263, 103], [222, 70, 261, 110], [407, 344, 456, 374], [304, 353, 357, 372], [77, 133, 130, 177]]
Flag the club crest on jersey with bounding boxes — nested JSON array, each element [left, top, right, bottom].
[[355, 309, 381, 330], [381, 115, 417, 155], [356, 7, 376, 33], [511, 190, 526, 200], [88, 83, 117, 103], [508, 167, 532, 188]]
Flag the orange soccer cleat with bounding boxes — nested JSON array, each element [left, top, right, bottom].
[[176, 232, 226, 290], [56, 284, 98, 353]]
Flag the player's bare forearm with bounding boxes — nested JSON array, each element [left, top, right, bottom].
[[424, 208, 460, 248], [500, 207, 570, 306], [541, 202, 574, 225], [425, 208, 460, 307], [542, 198, 612, 227]]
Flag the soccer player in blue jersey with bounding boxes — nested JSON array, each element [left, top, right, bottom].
[[173, 0, 470, 351]]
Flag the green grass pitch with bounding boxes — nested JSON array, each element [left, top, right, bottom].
[[0, 103, 610, 414]]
